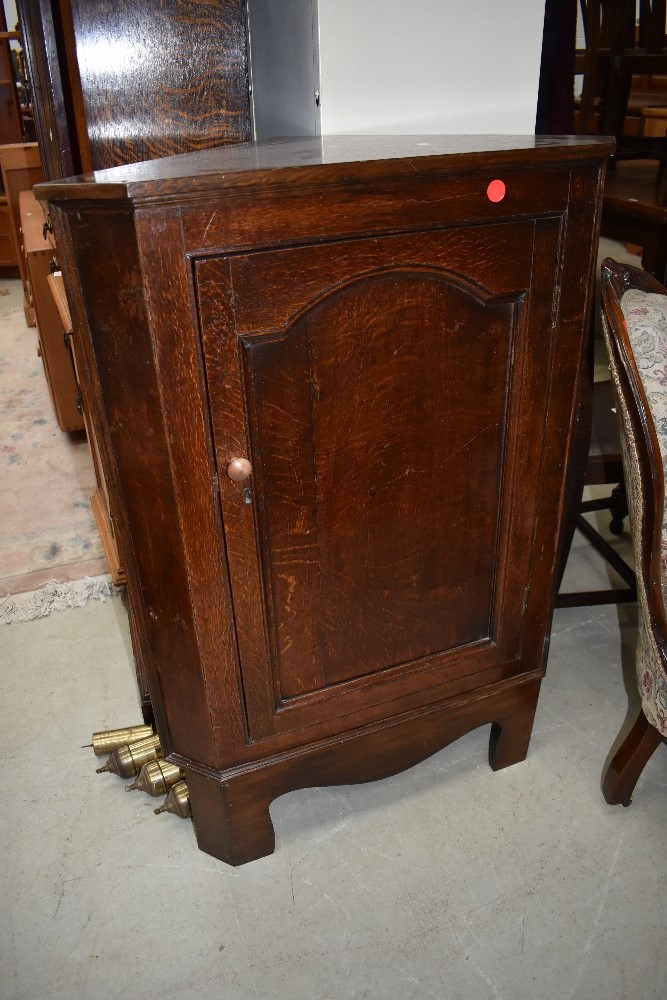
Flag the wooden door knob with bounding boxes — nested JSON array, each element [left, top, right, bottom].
[[227, 457, 253, 482]]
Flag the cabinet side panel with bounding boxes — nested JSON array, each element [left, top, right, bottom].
[[525, 163, 609, 652], [51, 203, 221, 764]]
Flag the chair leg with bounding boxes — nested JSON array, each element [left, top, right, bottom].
[[608, 483, 628, 536], [602, 709, 664, 806]]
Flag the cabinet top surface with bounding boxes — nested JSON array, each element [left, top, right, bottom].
[[35, 134, 614, 205]]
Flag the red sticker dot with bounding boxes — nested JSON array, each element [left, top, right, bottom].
[[487, 179, 506, 203]]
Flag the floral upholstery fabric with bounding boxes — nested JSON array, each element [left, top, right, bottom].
[[603, 288, 667, 735]]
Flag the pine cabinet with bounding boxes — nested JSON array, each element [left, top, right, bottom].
[[37, 134, 612, 864]]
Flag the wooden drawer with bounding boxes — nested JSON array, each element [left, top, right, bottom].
[[21, 189, 83, 432], [0, 142, 43, 323], [0, 199, 17, 266]]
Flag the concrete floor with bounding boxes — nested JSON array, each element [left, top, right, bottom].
[[1, 514, 666, 1000]]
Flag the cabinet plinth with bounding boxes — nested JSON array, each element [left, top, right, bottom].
[[37, 134, 612, 864]]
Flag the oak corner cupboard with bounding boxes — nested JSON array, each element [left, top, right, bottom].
[[36, 134, 613, 865]]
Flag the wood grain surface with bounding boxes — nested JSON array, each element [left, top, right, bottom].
[[43, 136, 611, 862], [69, 0, 251, 168]]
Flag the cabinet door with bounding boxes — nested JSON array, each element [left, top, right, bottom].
[[196, 220, 561, 742]]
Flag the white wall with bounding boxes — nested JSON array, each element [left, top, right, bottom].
[[317, 0, 545, 135]]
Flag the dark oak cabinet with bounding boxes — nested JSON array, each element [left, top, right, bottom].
[[37, 134, 612, 864]]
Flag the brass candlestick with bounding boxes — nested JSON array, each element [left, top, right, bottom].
[[83, 725, 153, 756], [126, 759, 184, 796], [154, 780, 191, 818], [96, 734, 162, 778]]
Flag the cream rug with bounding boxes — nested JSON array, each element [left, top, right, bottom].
[[0, 286, 109, 599], [0, 576, 120, 625]]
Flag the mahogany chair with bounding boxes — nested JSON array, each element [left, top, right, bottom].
[[555, 376, 637, 608], [557, 1, 666, 607], [594, 1, 667, 279], [576, 0, 667, 146], [599, 258, 667, 804], [598, 0, 667, 153], [602, 160, 667, 283], [576, 0, 620, 135]]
